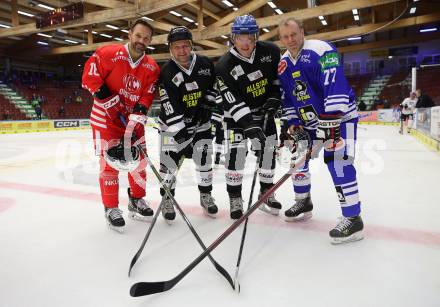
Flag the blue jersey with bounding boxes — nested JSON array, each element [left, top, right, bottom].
[[278, 39, 358, 130]]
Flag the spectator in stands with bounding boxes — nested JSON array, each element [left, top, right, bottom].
[[75, 95, 83, 103], [3, 110, 10, 120], [415, 89, 434, 108], [31, 95, 39, 108], [59, 105, 65, 118], [383, 98, 390, 109], [373, 97, 382, 109], [35, 104, 42, 120], [358, 100, 367, 111]]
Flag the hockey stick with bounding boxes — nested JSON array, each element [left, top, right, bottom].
[[233, 114, 268, 289], [128, 155, 183, 277], [130, 143, 317, 297], [128, 118, 196, 277], [122, 115, 235, 289]]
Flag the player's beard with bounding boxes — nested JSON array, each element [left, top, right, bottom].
[[131, 42, 146, 54]]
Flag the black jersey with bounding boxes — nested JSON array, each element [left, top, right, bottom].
[[215, 41, 281, 127], [158, 54, 217, 135]]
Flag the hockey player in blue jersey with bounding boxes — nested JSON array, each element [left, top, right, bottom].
[[277, 18, 363, 244]]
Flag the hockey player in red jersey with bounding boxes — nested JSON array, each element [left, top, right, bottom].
[[82, 19, 160, 232]]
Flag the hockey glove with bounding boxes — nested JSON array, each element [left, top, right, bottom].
[[94, 84, 127, 127], [244, 124, 266, 155], [316, 114, 342, 151], [173, 128, 190, 146], [194, 104, 212, 124], [287, 125, 312, 158], [262, 97, 281, 115], [127, 103, 148, 150]]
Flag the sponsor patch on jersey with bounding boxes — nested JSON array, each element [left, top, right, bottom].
[[319, 52, 339, 70], [298, 105, 318, 124], [159, 87, 168, 100], [172, 72, 184, 87], [185, 81, 199, 91], [293, 80, 311, 102], [335, 185, 346, 204], [111, 50, 126, 62], [292, 71, 301, 78], [216, 76, 227, 91], [230, 65, 245, 80], [278, 60, 287, 75], [247, 70, 263, 82], [260, 55, 272, 63], [197, 68, 211, 76]]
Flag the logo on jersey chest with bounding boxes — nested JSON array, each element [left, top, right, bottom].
[[260, 55, 272, 63], [246, 78, 268, 98], [183, 91, 202, 108], [298, 105, 318, 124], [123, 74, 141, 93], [230, 65, 245, 80], [293, 80, 310, 102], [197, 68, 211, 76], [300, 53, 311, 64]]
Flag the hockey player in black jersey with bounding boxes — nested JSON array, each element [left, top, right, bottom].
[[215, 15, 282, 219], [157, 26, 218, 223]]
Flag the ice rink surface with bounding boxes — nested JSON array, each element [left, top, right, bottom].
[[1, 125, 440, 307]]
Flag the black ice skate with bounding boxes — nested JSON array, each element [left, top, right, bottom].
[[200, 193, 218, 217], [284, 196, 313, 222], [229, 196, 243, 219], [160, 196, 176, 225], [105, 207, 125, 233], [127, 188, 154, 222], [329, 215, 364, 244], [258, 190, 282, 216]]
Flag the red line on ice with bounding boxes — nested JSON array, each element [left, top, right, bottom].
[[1, 180, 440, 247], [0, 197, 15, 213]]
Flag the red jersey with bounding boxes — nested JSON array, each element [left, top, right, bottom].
[[82, 43, 159, 131]]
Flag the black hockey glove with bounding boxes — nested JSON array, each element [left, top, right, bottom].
[[244, 123, 266, 155], [287, 126, 312, 157], [173, 128, 190, 145], [262, 97, 281, 115], [316, 114, 342, 151], [194, 104, 212, 124]]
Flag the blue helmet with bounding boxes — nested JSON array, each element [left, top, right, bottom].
[[231, 14, 259, 35]]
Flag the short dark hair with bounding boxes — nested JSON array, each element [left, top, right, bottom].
[[130, 19, 154, 36]]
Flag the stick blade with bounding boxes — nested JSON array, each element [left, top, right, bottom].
[[130, 281, 171, 297], [128, 255, 139, 277]]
